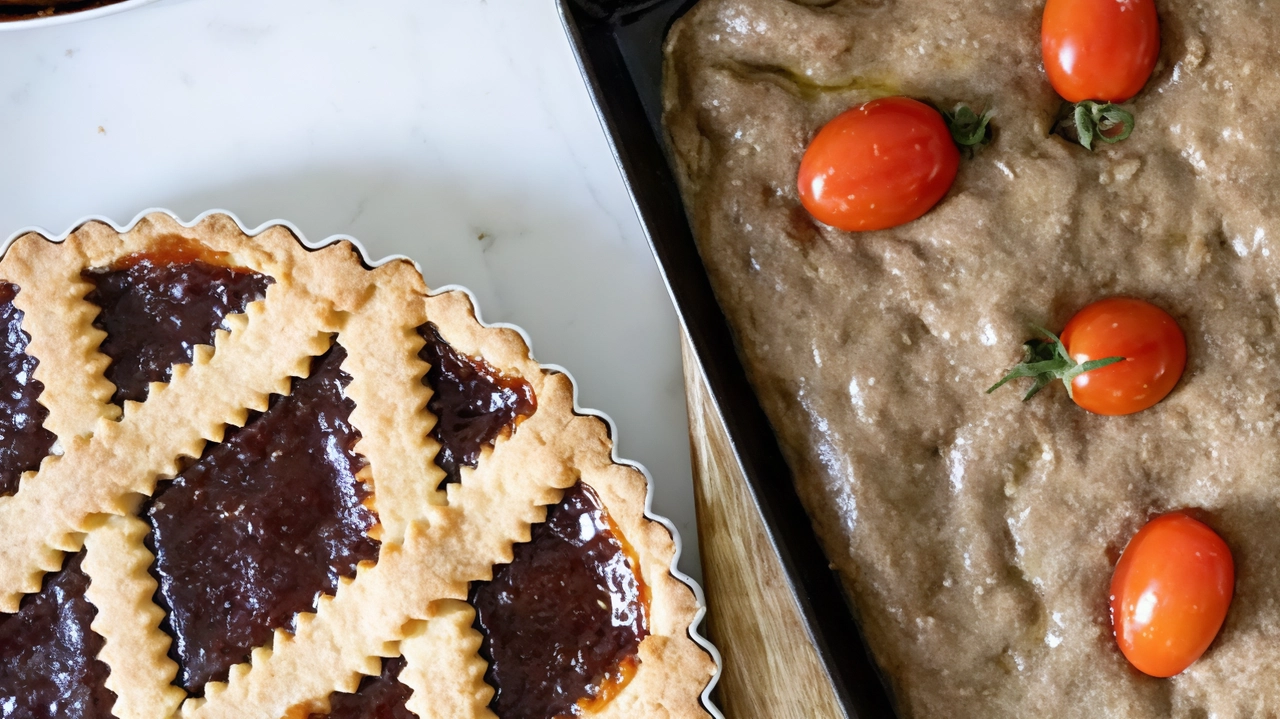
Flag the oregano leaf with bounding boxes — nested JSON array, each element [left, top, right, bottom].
[[944, 103, 994, 155], [1072, 100, 1135, 151]]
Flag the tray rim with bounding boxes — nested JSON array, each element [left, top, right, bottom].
[[556, 3, 905, 717]]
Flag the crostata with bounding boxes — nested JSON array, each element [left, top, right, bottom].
[[0, 211, 716, 719]]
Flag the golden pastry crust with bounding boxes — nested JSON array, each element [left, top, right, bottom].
[[2, 236, 119, 438], [333, 259, 445, 543], [82, 514, 186, 719], [399, 600, 495, 719], [425, 290, 718, 719], [578, 463, 713, 719], [0, 211, 717, 719]]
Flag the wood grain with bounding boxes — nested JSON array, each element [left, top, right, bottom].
[[682, 334, 843, 719]]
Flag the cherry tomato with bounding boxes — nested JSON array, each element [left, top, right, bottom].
[[1060, 297, 1185, 415], [1111, 512, 1234, 677], [797, 97, 959, 232], [1042, 0, 1160, 103]]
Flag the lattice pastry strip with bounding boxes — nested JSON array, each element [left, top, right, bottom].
[[2, 235, 120, 439], [339, 270, 447, 544], [399, 600, 496, 719], [82, 514, 186, 719], [0, 211, 717, 719]]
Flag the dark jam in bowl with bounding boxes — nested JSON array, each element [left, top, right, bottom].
[[0, 1, 132, 23], [417, 322, 535, 484], [145, 344, 379, 692], [84, 245, 272, 405], [0, 282, 55, 497], [0, 551, 116, 719], [471, 482, 648, 718]]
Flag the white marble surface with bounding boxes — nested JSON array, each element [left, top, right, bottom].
[[0, 0, 701, 579]]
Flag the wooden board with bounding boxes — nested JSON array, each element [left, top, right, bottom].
[[682, 334, 844, 719]]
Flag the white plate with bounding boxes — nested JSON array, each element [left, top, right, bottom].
[[0, 0, 160, 31]]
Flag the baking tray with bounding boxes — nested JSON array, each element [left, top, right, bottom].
[[558, 2, 897, 717]]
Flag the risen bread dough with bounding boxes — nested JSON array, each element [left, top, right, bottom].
[[664, 1, 1280, 716]]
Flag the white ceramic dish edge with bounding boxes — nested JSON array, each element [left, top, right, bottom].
[[1, 206, 726, 719], [0, 0, 159, 32]]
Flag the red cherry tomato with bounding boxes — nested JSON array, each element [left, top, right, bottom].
[[1041, 0, 1160, 103], [797, 97, 959, 232], [1060, 297, 1185, 415], [1111, 512, 1234, 677]]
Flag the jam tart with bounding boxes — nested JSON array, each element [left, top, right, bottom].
[[0, 211, 717, 719]]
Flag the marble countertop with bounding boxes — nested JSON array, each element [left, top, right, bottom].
[[0, 0, 700, 579]]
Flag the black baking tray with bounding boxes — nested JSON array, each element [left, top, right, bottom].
[[558, 2, 897, 717]]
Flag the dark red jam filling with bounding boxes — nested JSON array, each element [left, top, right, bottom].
[[0, 283, 55, 497], [84, 248, 272, 405], [145, 344, 379, 692], [0, 551, 116, 719], [471, 482, 648, 718], [417, 323, 536, 484], [308, 657, 413, 719]]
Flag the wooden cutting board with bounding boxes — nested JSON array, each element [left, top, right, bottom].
[[681, 333, 844, 719]]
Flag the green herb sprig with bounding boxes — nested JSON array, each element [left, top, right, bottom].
[[1065, 100, 1135, 151], [987, 325, 1125, 401], [944, 103, 995, 156]]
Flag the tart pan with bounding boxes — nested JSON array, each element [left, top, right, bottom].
[[558, 1, 897, 717], [1, 206, 726, 719]]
